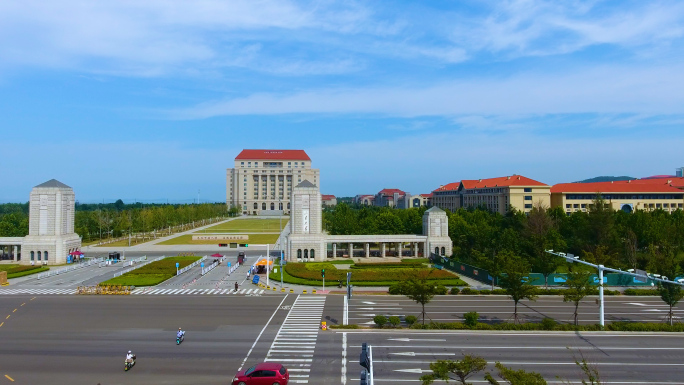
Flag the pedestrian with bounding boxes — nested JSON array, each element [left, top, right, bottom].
[[235, 282, 239, 291]]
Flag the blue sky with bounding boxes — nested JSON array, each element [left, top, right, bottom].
[[1, 0, 684, 203]]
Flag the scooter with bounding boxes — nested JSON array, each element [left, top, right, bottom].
[[338, 280, 343, 288], [176, 334, 184, 345], [124, 355, 136, 371]]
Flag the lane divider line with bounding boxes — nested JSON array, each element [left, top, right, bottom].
[[0, 322, 4, 328], [4, 374, 14, 381], [12, 309, 16, 313]]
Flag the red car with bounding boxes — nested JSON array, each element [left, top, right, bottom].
[[232, 362, 289, 385]]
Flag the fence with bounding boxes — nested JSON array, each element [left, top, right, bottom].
[[434, 255, 657, 287], [228, 261, 240, 275], [113, 255, 161, 278], [201, 257, 224, 276], [177, 256, 206, 276], [35, 257, 104, 280]]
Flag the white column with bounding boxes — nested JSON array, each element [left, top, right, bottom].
[[333, 243, 337, 258], [381, 243, 386, 258], [348, 243, 353, 259], [397, 243, 403, 258], [365, 243, 370, 258], [414, 243, 419, 258], [13, 245, 18, 261]]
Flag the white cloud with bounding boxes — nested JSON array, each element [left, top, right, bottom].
[[170, 63, 684, 119]]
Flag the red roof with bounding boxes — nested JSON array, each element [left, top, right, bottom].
[[461, 175, 548, 189], [236, 149, 311, 161], [378, 188, 405, 196], [321, 195, 335, 200], [433, 182, 460, 192], [551, 181, 684, 193], [422, 193, 433, 198], [619, 177, 684, 189]]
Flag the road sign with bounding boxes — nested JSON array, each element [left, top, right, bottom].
[[176, 262, 179, 268], [635, 269, 648, 283], [201, 262, 204, 268], [227, 262, 231, 268]]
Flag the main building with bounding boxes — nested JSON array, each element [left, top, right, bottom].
[[226, 150, 320, 216]]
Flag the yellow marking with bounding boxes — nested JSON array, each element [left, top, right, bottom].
[[30, 297, 36, 301], [4, 374, 14, 381], [12, 309, 17, 313], [20, 303, 25, 307], [0, 322, 4, 327], [5, 315, 9, 320]]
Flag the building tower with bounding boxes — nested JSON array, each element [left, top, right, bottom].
[[21, 179, 81, 265], [287, 180, 326, 261], [422, 206, 453, 257]]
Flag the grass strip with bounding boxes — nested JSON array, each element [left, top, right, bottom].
[[8, 266, 49, 278], [99, 256, 201, 287]]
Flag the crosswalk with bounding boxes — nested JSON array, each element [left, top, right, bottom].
[[0, 288, 76, 295], [0, 288, 267, 295], [132, 288, 265, 295], [265, 295, 326, 384]]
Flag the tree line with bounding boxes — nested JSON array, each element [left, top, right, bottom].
[[0, 201, 240, 242]]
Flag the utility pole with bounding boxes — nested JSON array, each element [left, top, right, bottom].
[[266, 243, 270, 287], [197, 189, 200, 204]]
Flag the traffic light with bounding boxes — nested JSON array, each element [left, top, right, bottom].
[[321, 269, 325, 278]]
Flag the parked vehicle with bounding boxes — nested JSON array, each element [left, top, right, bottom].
[[232, 362, 289, 385]]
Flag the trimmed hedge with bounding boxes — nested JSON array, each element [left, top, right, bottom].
[[330, 324, 360, 329], [450, 288, 621, 296], [624, 288, 659, 296], [410, 321, 684, 332]]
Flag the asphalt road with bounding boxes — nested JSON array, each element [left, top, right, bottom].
[[2, 294, 684, 384]]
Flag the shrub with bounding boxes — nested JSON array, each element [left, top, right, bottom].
[[460, 287, 476, 295], [624, 288, 659, 296], [491, 289, 508, 295], [404, 315, 417, 326], [330, 324, 360, 329], [388, 284, 402, 295], [434, 285, 448, 295], [478, 289, 491, 295], [541, 317, 557, 330], [373, 315, 387, 328], [450, 287, 460, 295], [463, 311, 479, 328], [388, 316, 401, 327]]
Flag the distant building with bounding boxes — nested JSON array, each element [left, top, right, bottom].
[[432, 176, 550, 214], [677, 167, 684, 178], [432, 182, 461, 212], [551, 180, 684, 214], [374, 188, 406, 207], [226, 149, 320, 215], [321, 195, 337, 206], [354, 195, 375, 206]]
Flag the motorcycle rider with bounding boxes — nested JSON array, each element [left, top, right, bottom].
[[125, 350, 136, 364], [177, 327, 185, 341]]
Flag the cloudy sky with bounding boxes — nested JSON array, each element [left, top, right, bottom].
[[1, 0, 683, 203]]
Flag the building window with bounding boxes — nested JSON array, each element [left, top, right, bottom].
[[524, 188, 532, 192], [566, 204, 571, 209], [270, 203, 275, 210], [287, 203, 291, 209], [304, 249, 308, 259], [37, 251, 41, 261], [30, 251, 34, 260], [297, 249, 302, 259], [310, 249, 315, 259], [524, 204, 533, 209], [44, 251, 48, 261], [524, 196, 532, 201], [254, 203, 258, 209], [435, 247, 439, 255], [262, 203, 266, 210]]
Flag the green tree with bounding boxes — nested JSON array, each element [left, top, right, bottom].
[[420, 355, 488, 385], [395, 277, 441, 325], [648, 246, 684, 326], [498, 254, 537, 323], [562, 270, 593, 326], [485, 362, 547, 385]]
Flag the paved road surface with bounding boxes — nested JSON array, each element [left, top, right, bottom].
[[1, 294, 684, 384]]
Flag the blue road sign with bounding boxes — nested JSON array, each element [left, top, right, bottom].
[[176, 262, 179, 268], [201, 262, 205, 268], [227, 262, 231, 268]]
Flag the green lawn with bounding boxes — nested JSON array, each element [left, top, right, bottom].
[[269, 261, 467, 287], [99, 256, 201, 287], [198, 218, 288, 233], [0, 264, 50, 278], [157, 233, 280, 245]]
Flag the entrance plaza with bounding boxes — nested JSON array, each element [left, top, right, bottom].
[[286, 180, 452, 262]]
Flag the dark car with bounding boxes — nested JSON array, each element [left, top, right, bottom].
[[232, 362, 289, 385]]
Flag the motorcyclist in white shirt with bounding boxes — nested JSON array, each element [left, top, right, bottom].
[[126, 350, 136, 363], [177, 327, 185, 340]]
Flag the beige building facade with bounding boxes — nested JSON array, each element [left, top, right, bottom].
[[551, 181, 684, 214], [226, 149, 320, 215]]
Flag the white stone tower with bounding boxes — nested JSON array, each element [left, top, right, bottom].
[[287, 180, 326, 261], [21, 179, 81, 265], [422, 206, 453, 257]]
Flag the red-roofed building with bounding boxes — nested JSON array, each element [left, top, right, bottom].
[[321, 194, 337, 206], [374, 188, 406, 207], [432, 182, 461, 212], [354, 195, 375, 206], [227, 149, 319, 215], [551, 180, 684, 213], [460, 175, 550, 214]]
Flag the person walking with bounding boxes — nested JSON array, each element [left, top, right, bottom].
[[234, 282, 239, 291]]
